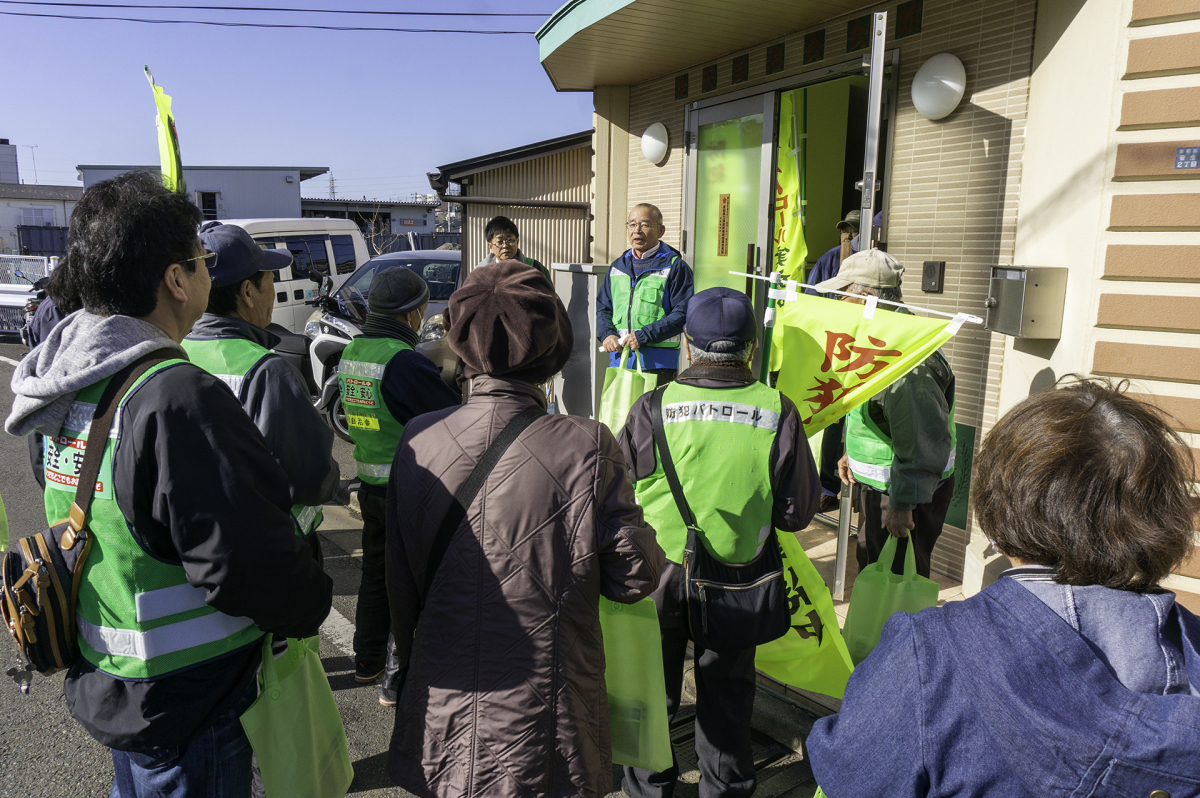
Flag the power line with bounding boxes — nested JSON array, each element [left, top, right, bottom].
[[0, 9, 535, 32], [0, 0, 551, 16]]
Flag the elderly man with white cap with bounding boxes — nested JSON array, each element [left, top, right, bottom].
[[815, 248, 957, 580]]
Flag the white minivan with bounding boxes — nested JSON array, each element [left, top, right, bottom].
[[220, 218, 370, 335]]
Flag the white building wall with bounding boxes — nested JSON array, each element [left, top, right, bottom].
[[79, 167, 310, 218], [0, 198, 77, 254]]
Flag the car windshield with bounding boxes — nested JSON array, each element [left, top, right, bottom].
[[335, 258, 460, 317]]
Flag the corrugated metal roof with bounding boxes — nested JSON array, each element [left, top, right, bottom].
[[0, 183, 83, 201], [537, 0, 871, 91], [302, 197, 440, 207], [432, 130, 593, 184]]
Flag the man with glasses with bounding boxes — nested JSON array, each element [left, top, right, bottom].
[[182, 222, 339, 557], [6, 171, 331, 795], [597, 203, 695, 385], [476, 215, 551, 283]]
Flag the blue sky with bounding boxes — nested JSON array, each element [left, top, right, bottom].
[[1, 1, 592, 199]]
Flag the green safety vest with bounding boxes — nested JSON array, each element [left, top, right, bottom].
[[43, 362, 264, 679], [845, 375, 956, 493], [634, 380, 782, 565], [338, 336, 410, 485], [181, 335, 323, 536], [609, 259, 681, 350]]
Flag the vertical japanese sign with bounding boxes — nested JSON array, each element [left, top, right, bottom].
[[771, 293, 958, 435], [144, 66, 184, 193], [771, 90, 808, 280]]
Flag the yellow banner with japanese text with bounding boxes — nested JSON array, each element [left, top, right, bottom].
[[771, 90, 808, 280], [770, 294, 956, 436], [145, 67, 184, 193]]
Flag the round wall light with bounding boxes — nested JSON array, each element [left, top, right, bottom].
[[911, 53, 966, 121], [641, 122, 669, 165]]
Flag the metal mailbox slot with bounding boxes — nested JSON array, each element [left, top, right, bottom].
[[984, 266, 1067, 339]]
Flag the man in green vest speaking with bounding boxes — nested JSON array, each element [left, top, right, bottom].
[[6, 171, 332, 794], [337, 266, 461, 703], [597, 203, 695, 385], [182, 222, 339, 555], [616, 287, 820, 798], [817, 249, 957, 579]]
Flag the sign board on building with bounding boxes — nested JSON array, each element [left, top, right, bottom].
[[401, 219, 416, 226], [1175, 147, 1199, 169]]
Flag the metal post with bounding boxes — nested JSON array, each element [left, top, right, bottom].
[[859, 11, 887, 250], [833, 489, 853, 601]]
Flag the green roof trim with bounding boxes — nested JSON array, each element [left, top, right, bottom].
[[536, 0, 637, 63]]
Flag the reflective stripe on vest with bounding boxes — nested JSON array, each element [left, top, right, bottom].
[[78, 611, 256, 662], [634, 380, 782, 565], [338, 337, 411, 485], [844, 383, 956, 493], [609, 265, 681, 349], [183, 335, 324, 535], [44, 361, 265, 680]]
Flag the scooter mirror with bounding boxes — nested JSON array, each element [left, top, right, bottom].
[[308, 272, 323, 284], [13, 270, 23, 279]]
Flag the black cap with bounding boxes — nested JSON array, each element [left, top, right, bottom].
[[683, 287, 757, 351], [368, 266, 429, 317], [198, 221, 291, 287]]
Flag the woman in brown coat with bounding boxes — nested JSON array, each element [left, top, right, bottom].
[[385, 260, 665, 797]]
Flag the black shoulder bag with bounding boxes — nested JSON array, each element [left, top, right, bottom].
[[421, 405, 545, 603], [2, 350, 175, 689], [649, 386, 790, 651]]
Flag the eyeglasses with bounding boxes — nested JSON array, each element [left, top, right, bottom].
[[180, 250, 218, 269], [627, 221, 659, 231], [489, 237, 518, 248]]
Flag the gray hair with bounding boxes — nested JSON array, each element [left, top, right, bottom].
[[688, 339, 754, 364], [845, 282, 904, 305], [631, 202, 664, 225]]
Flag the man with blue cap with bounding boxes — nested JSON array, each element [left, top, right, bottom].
[[183, 221, 339, 551], [616, 287, 820, 798]]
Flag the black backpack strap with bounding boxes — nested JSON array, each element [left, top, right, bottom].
[[649, 386, 697, 532], [67, 349, 178, 535], [422, 404, 545, 602]]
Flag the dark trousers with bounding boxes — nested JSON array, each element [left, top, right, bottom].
[[354, 488, 390, 664], [818, 416, 845, 497], [623, 562, 758, 798], [855, 476, 955, 579]]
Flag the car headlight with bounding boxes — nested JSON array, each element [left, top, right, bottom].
[[419, 313, 445, 343], [303, 312, 321, 340]]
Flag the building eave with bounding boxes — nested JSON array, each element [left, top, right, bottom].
[[536, 0, 873, 91]]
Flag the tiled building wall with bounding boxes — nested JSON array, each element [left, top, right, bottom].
[[622, 0, 1037, 579]]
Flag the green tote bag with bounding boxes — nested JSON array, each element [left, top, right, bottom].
[[840, 535, 940, 665], [240, 635, 354, 798], [597, 348, 655, 435], [600, 596, 673, 773]]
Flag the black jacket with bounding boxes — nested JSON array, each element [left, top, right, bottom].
[[63, 361, 333, 753], [186, 313, 339, 507]]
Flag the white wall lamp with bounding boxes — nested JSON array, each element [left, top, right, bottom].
[[641, 122, 670, 165], [911, 53, 966, 121]]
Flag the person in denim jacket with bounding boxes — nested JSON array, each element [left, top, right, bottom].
[[808, 377, 1200, 797]]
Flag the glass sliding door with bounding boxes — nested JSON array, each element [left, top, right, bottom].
[[683, 94, 775, 302]]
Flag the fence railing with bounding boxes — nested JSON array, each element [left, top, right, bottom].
[[0, 255, 51, 286]]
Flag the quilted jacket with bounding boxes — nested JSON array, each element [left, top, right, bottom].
[[385, 376, 665, 797]]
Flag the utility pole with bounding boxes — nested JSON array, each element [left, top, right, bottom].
[[328, 172, 336, 199], [23, 145, 38, 184]]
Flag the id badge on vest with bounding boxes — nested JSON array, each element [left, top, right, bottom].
[[342, 378, 381, 430], [45, 401, 116, 501]]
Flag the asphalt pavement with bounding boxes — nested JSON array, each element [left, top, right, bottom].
[[0, 337, 818, 798]]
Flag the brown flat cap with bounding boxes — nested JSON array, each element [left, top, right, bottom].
[[445, 259, 572, 384]]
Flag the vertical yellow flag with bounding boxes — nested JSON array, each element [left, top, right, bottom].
[[144, 66, 184, 193], [772, 91, 808, 280]]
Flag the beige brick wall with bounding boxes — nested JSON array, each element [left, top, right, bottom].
[[619, 0, 1038, 579]]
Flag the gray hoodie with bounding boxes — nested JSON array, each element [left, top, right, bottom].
[[6, 310, 185, 438]]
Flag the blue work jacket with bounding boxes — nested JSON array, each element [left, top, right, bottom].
[[596, 244, 694, 371]]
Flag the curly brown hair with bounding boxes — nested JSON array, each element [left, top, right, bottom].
[[973, 376, 1197, 590]]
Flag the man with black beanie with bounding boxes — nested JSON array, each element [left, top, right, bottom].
[[338, 266, 461, 704]]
